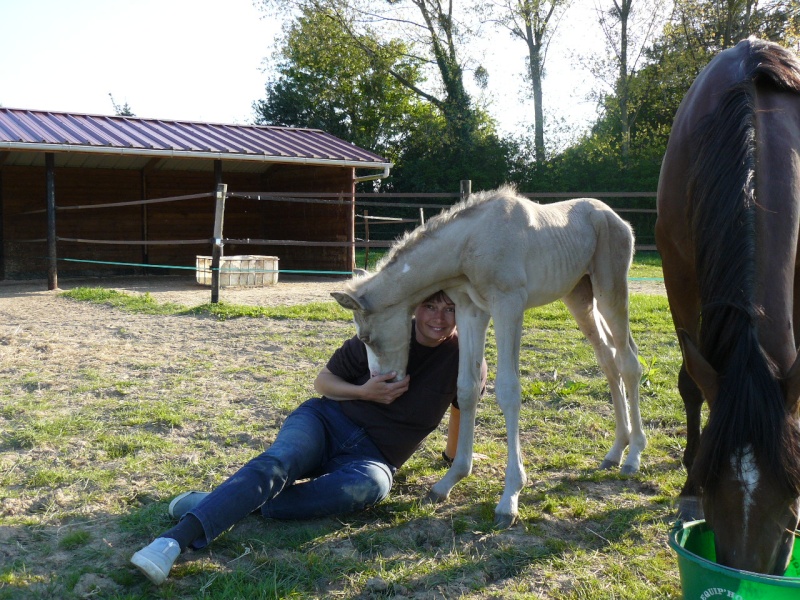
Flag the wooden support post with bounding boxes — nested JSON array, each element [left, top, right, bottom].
[[460, 180, 472, 202], [46, 153, 58, 290], [214, 159, 223, 187], [0, 168, 4, 281], [363, 209, 370, 270], [140, 169, 148, 269], [210, 183, 227, 304]]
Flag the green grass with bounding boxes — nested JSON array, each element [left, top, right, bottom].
[[0, 261, 691, 599], [59, 288, 351, 322], [630, 250, 663, 280]]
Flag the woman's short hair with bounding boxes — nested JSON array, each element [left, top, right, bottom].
[[422, 290, 453, 304]]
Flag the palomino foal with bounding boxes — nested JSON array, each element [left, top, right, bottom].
[[333, 186, 644, 528]]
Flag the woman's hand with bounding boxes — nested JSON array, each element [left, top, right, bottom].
[[359, 372, 410, 404], [314, 368, 410, 403]]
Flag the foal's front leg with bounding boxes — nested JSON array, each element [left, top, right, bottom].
[[426, 303, 489, 505]]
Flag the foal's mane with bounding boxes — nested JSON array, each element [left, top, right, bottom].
[[690, 38, 800, 498], [376, 185, 519, 270]]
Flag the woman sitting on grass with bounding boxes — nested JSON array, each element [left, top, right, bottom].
[[131, 290, 485, 585]]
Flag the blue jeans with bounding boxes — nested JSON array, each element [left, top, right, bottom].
[[187, 398, 395, 548]]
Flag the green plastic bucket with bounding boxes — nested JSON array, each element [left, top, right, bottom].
[[669, 520, 800, 599]]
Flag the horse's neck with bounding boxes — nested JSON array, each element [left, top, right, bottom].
[[367, 239, 466, 308]]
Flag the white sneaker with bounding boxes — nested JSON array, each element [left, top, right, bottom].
[[131, 537, 181, 585]]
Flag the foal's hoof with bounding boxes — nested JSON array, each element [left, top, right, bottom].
[[493, 513, 518, 530], [422, 489, 448, 505], [598, 459, 620, 470], [620, 464, 639, 476]]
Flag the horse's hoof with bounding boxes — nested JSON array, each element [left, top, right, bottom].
[[599, 459, 620, 470], [620, 464, 639, 476], [422, 489, 448, 505], [493, 513, 518, 529]]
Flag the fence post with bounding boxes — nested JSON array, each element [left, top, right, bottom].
[[460, 180, 472, 201], [211, 183, 227, 304], [363, 209, 370, 270], [46, 152, 58, 290]]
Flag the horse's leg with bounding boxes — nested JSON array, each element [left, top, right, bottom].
[[491, 300, 527, 529], [657, 231, 704, 519], [563, 275, 644, 473], [585, 212, 646, 473], [425, 294, 489, 505], [677, 365, 704, 520], [593, 293, 645, 474]]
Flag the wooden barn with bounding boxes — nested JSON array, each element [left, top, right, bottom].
[[0, 108, 392, 283]]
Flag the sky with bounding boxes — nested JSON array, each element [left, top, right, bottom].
[[0, 0, 606, 144]]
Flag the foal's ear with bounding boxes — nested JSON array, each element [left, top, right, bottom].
[[331, 291, 365, 312], [678, 329, 719, 407], [781, 348, 800, 415]]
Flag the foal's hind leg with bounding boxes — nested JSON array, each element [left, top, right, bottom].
[[490, 303, 528, 528], [563, 276, 645, 474]]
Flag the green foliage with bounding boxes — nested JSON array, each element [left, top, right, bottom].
[[255, 6, 428, 161], [254, 0, 800, 197], [256, 0, 518, 193], [389, 108, 519, 192], [668, 0, 800, 54]]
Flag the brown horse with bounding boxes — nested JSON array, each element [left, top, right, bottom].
[[656, 37, 800, 574]]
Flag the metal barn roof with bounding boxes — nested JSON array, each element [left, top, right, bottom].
[[0, 108, 391, 174]]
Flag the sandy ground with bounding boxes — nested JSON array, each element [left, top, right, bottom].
[[0, 274, 350, 310], [0, 273, 665, 312]]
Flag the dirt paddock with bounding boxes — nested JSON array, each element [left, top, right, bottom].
[[0, 272, 665, 311]]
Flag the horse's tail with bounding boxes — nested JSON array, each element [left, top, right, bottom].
[[690, 38, 800, 498]]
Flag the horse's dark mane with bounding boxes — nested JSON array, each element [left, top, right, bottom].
[[376, 185, 518, 270], [689, 39, 800, 499]]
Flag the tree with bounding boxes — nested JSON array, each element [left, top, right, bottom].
[[551, 0, 800, 195], [259, 1, 488, 159], [666, 0, 799, 58], [257, 0, 515, 192], [108, 93, 135, 117], [254, 6, 426, 159], [491, 0, 571, 163], [594, 0, 669, 161]]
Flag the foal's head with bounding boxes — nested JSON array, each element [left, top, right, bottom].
[[331, 291, 415, 381]]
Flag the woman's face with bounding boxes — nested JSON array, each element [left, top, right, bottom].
[[414, 294, 456, 347]]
